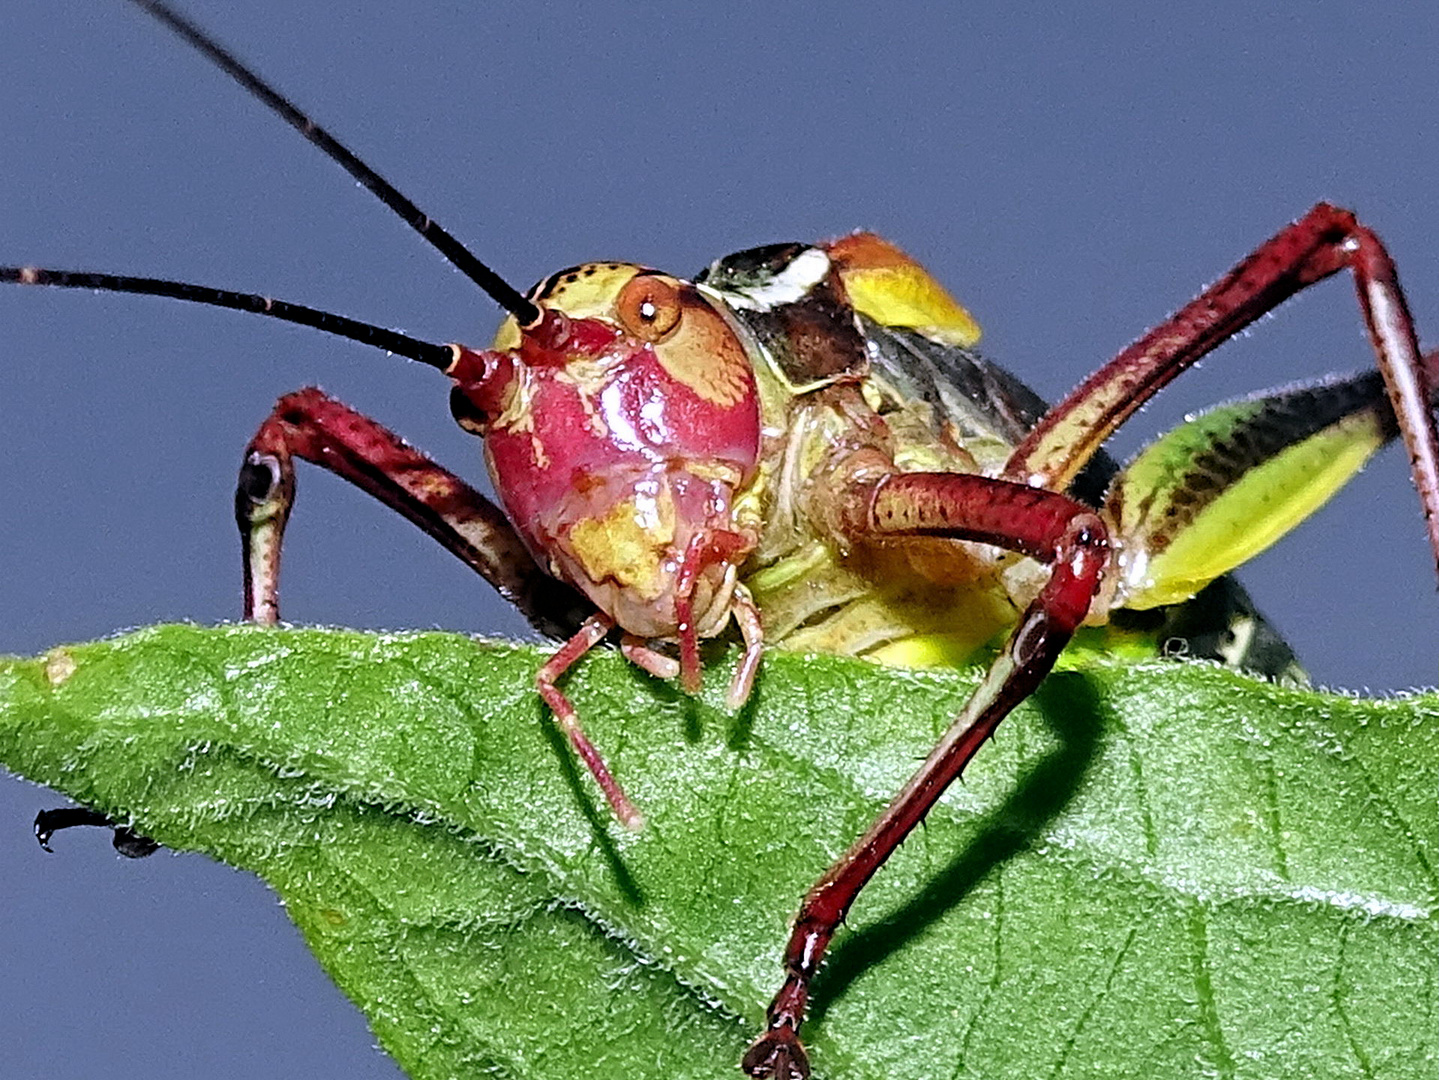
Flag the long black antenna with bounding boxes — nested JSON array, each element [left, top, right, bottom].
[[129, 0, 541, 326], [2, 266, 457, 370]]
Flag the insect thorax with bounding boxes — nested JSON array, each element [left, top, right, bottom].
[[704, 240, 1046, 668]]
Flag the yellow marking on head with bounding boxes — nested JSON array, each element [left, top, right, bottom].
[[495, 261, 756, 413], [488, 365, 533, 434], [566, 485, 677, 601], [654, 291, 753, 407], [538, 263, 650, 318], [551, 357, 613, 440], [492, 264, 649, 351], [490, 316, 522, 351]]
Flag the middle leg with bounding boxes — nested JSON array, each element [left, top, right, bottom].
[[744, 470, 1109, 1079]]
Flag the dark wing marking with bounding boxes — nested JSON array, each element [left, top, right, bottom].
[[861, 318, 1118, 508]]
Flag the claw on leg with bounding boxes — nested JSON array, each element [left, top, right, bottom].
[[34, 808, 159, 859], [742, 1023, 810, 1080]]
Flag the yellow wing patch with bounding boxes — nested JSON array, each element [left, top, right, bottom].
[[826, 232, 982, 348]]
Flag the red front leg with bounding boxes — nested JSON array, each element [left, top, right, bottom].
[[534, 612, 644, 830], [236, 387, 591, 637], [743, 472, 1108, 1080]]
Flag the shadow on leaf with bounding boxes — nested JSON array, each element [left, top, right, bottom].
[[535, 697, 647, 907], [808, 670, 1106, 1025]]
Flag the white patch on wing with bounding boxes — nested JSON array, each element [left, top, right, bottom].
[[714, 247, 832, 311]]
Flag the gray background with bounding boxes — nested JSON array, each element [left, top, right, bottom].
[[3, 2, 1436, 1077]]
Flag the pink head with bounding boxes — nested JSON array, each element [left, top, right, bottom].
[[445, 263, 763, 676]]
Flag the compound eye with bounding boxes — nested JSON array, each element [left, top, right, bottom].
[[616, 273, 683, 343]]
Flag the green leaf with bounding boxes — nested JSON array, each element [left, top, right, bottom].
[[0, 625, 1434, 1079]]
